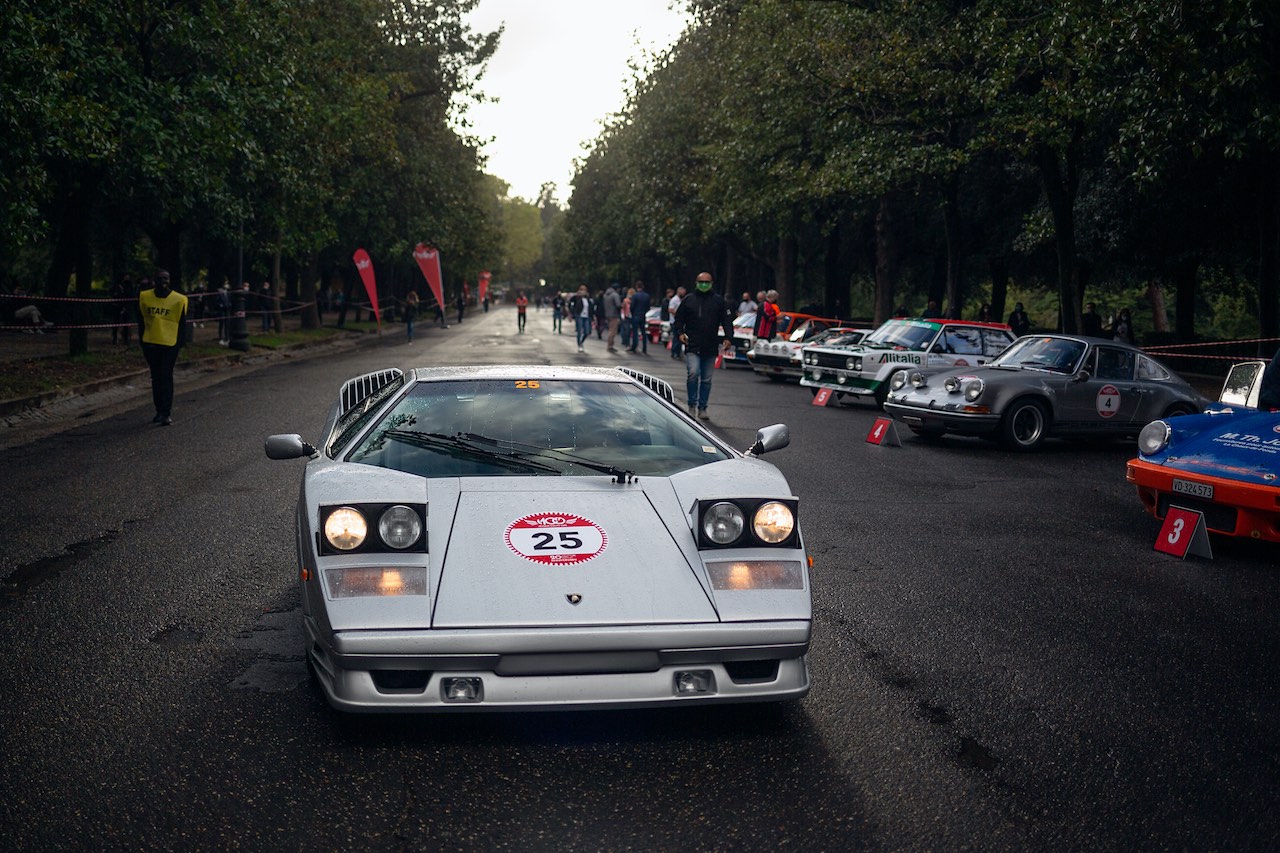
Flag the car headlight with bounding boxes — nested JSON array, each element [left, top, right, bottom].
[[324, 506, 367, 551], [702, 502, 745, 545], [707, 560, 803, 590], [379, 505, 423, 549], [964, 379, 984, 402], [890, 371, 908, 391], [753, 501, 795, 544], [944, 376, 961, 393], [325, 567, 428, 598], [1138, 420, 1171, 456], [846, 357, 857, 370], [909, 370, 927, 387]]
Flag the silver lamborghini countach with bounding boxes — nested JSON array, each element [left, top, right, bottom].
[[265, 365, 810, 712]]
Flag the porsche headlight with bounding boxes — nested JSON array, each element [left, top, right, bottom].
[[944, 376, 961, 393], [702, 502, 745, 545], [324, 506, 367, 551], [909, 370, 927, 387], [964, 379, 984, 402], [890, 371, 908, 391], [753, 501, 795, 544], [1138, 420, 1171, 456], [379, 505, 422, 549]]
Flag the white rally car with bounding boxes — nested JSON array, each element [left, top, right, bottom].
[[800, 317, 1015, 407], [265, 365, 811, 712], [749, 324, 874, 382]]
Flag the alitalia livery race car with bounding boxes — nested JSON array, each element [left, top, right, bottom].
[[800, 317, 1015, 408], [264, 365, 811, 712], [747, 319, 869, 382], [1127, 359, 1280, 542]]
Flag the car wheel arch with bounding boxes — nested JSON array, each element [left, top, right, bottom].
[[999, 394, 1053, 451]]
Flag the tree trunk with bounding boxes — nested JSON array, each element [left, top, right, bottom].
[[873, 193, 897, 325], [989, 256, 1009, 321], [1145, 279, 1170, 335], [1171, 258, 1198, 341], [942, 179, 964, 318], [300, 254, 321, 330], [775, 234, 797, 309], [1260, 158, 1280, 354], [1036, 142, 1081, 334], [271, 242, 284, 332]]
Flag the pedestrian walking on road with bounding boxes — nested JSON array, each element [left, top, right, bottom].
[[456, 292, 466, 325], [668, 287, 685, 358], [515, 291, 528, 333], [672, 272, 734, 420], [405, 289, 419, 343], [603, 284, 622, 352], [570, 285, 593, 352], [216, 283, 231, 345], [137, 269, 188, 426], [629, 281, 651, 354]]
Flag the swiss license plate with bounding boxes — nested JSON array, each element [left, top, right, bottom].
[[1172, 478, 1213, 500]]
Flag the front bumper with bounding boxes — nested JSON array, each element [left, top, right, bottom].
[[1126, 459, 1280, 542], [306, 618, 812, 712], [883, 399, 1001, 436], [748, 354, 802, 378], [800, 369, 877, 395]]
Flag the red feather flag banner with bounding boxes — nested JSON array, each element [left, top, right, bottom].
[[478, 270, 492, 304], [351, 248, 381, 326], [413, 243, 446, 311]]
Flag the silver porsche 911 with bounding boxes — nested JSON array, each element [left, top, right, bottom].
[[882, 335, 1206, 451], [265, 365, 810, 712]]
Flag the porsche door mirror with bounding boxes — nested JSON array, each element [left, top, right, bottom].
[[265, 433, 316, 460], [746, 423, 790, 456]]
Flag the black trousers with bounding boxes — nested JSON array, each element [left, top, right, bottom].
[[142, 342, 180, 416]]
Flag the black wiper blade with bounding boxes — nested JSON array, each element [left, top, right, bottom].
[[382, 430, 561, 475], [457, 432, 636, 484]]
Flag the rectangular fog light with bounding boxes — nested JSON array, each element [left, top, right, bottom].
[[441, 677, 484, 703], [674, 670, 716, 695]]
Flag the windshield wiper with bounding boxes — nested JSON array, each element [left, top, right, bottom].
[[382, 430, 561, 475], [457, 432, 636, 484]]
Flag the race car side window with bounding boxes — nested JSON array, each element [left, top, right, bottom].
[[327, 375, 405, 457], [1137, 356, 1171, 381], [1095, 347, 1135, 381], [946, 328, 984, 355], [982, 330, 1014, 357]]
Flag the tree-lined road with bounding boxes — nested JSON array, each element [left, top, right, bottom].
[[2, 307, 1276, 850]]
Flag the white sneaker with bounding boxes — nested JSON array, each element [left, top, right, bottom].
[[688, 404, 698, 416], [698, 408, 710, 420]]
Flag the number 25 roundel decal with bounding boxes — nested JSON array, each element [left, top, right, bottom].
[[505, 512, 608, 565]]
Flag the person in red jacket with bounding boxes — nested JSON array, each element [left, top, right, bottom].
[[515, 291, 529, 333]]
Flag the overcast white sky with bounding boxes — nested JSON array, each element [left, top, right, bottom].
[[461, 0, 690, 203]]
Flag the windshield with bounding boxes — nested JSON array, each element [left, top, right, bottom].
[[991, 336, 1087, 373], [864, 320, 940, 351], [810, 330, 865, 348], [345, 379, 732, 478]]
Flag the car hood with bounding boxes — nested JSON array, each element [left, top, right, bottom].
[[433, 477, 718, 628], [1148, 408, 1280, 487]]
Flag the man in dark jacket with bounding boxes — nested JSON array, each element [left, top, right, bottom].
[[672, 271, 734, 419], [627, 281, 651, 354]]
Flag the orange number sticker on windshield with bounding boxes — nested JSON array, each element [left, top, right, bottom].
[[515, 380, 541, 389]]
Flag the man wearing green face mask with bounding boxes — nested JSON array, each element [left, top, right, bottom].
[[671, 271, 734, 419]]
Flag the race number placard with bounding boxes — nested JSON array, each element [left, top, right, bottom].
[[505, 512, 607, 565], [866, 417, 901, 447], [1096, 384, 1121, 419], [1153, 506, 1213, 560], [812, 387, 834, 406]]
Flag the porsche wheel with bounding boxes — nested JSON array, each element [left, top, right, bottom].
[[999, 398, 1049, 451]]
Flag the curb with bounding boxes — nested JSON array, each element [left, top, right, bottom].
[[0, 330, 377, 419]]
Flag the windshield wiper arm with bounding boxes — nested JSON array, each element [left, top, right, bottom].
[[457, 432, 636, 484], [382, 430, 561, 475]]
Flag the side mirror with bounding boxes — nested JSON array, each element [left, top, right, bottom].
[[746, 423, 790, 456], [1073, 369, 1091, 383], [265, 434, 317, 460]]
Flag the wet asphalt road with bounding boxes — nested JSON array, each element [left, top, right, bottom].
[[1, 307, 1277, 851]]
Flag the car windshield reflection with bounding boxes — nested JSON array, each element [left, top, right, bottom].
[[992, 337, 1086, 373], [346, 379, 731, 478]]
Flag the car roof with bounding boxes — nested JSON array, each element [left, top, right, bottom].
[[892, 317, 1013, 330], [406, 365, 635, 384]]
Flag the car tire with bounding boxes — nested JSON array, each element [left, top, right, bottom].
[[1163, 403, 1196, 418], [999, 397, 1049, 451]]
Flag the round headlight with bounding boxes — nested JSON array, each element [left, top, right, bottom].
[[378, 505, 422, 549], [703, 502, 745, 545], [1138, 420, 1171, 456], [324, 506, 367, 551], [846, 357, 856, 370], [964, 379, 984, 402], [890, 371, 908, 391], [753, 501, 795, 544], [909, 371, 927, 387], [944, 376, 961, 393]]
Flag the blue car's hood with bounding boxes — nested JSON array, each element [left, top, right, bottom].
[[1146, 408, 1280, 486]]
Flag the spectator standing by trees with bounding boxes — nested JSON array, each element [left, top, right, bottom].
[[603, 283, 622, 353], [1081, 302, 1104, 337], [1111, 308, 1135, 344], [629, 281, 651, 354], [1008, 302, 1031, 337], [405, 289, 419, 343], [137, 270, 188, 426]]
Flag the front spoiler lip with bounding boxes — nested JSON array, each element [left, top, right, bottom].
[[305, 619, 812, 712], [883, 402, 1001, 430]]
